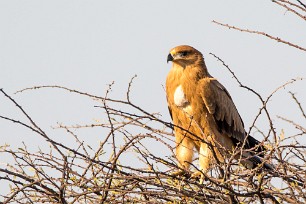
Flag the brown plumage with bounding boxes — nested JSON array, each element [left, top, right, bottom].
[[166, 45, 269, 178]]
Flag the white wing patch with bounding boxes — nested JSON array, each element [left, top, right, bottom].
[[174, 85, 193, 114], [174, 85, 189, 107]]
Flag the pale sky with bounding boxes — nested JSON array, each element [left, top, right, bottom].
[[0, 0, 305, 189]]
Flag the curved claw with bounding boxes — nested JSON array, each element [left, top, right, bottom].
[[170, 170, 186, 177], [191, 171, 205, 184], [171, 170, 206, 184], [191, 171, 202, 178]]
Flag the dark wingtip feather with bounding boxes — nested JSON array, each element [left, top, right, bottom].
[[246, 134, 265, 157]]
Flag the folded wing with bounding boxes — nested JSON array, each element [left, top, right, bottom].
[[199, 78, 246, 144]]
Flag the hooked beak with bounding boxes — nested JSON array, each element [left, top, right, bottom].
[[167, 53, 174, 63]]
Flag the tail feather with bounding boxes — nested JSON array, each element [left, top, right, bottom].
[[231, 133, 274, 170], [240, 151, 273, 170], [244, 135, 304, 187], [249, 155, 274, 170]]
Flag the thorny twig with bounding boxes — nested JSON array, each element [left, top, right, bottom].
[[212, 20, 306, 52], [1, 72, 305, 203]]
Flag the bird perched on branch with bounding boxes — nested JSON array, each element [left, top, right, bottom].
[[165, 45, 271, 180]]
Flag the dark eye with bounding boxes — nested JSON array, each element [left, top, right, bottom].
[[180, 51, 188, 57]]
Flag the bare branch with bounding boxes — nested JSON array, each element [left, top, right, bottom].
[[212, 20, 306, 52]]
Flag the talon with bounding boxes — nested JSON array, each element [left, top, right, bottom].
[[191, 171, 206, 184], [191, 171, 202, 178], [171, 170, 186, 177]]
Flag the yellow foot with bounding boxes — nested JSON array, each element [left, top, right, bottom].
[[191, 171, 202, 178], [191, 171, 205, 184], [171, 170, 186, 177]]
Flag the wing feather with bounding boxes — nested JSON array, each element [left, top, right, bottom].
[[200, 78, 245, 143]]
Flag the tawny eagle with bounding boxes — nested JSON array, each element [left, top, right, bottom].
[[166, 45, 270, 179]]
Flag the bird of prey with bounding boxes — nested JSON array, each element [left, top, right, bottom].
[[166, 45, 269, 179]]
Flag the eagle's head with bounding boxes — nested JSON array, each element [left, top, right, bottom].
[[167, 45, 204, 67]]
